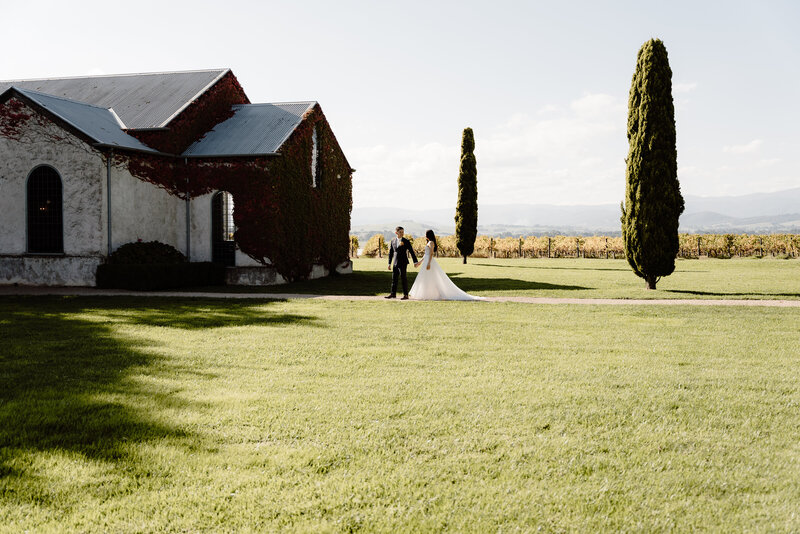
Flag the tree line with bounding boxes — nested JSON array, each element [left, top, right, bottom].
[[355, 233, 800, 260]]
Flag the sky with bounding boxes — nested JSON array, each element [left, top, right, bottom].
[[2, 0, 798, 210]]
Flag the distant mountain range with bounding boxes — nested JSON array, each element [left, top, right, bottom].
[[351, 187, 800, 240]]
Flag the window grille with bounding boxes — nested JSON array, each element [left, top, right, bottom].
[[27, 166, 63, 253]]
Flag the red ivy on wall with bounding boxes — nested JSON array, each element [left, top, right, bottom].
[[0, 98, 31, 139], [113, 104, 353, 281]]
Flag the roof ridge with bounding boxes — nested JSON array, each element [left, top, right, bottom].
[[157, 69, 231, 127], [235, 101, 317, 106], [13, 86, 116, 112], [10, 87, 157, 153], [0, 68, 229, 83]]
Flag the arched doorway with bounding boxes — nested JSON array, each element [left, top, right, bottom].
[[27, 165, 64, 253], [211, 191, 235, 266]]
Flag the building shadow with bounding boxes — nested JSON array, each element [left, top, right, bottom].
[[447, 274, 591, 292], [0, 296, 319, 506], [201, 270, 592, 296]]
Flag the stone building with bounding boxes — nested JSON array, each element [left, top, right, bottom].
[[0, 69, 353, 286]]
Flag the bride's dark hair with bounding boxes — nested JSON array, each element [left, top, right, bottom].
[[425, 229, 438, 252]]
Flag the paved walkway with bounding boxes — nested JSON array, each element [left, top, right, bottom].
[[1, 286, 799, 307]]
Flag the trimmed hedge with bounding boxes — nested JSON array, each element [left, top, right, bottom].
[[96, 262, 226, 291], [107, 241, 186, 265]]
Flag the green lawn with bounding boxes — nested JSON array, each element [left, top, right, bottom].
[[211, 257, 800, 300], [1, 295, 799, 531]]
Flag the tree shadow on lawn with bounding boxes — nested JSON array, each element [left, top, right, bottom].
[[0, 296, 318, 507], [203, 270, 591, 295], [194, 271, 392, 296], [470, 261, 632, 272], [470, 261, 709, 273], [446, 274, 591, 292], [665, 289, 800, 298], [94, 297, 320, 329]]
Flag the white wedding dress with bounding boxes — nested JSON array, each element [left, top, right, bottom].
[[409, 244, 484, 301]]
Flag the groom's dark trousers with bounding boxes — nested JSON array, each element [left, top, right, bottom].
[[388, 237, 418, 296]]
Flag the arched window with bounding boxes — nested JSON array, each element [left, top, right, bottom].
[[27, 166, 63, 253], [211, 191, 235, 266]]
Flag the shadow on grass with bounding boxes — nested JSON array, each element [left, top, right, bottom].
[[0, 296, 319, 506], [665, 289, 800, 298], [470, 261, 708, 274], [189, 270, 591, 295], [186, 270, 594, 296], [447, 274, 591, 292], [95, 298, 319, 329], [187, 271, 391, 296], [470, 261, 631, 272]]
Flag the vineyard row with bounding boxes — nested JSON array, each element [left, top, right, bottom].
[[354, 233, 800, 259]]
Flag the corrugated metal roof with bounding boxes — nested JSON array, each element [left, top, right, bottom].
[[182, 102, 315, 157], [10, 87, 159, 153], [0, 69, 229, 129]]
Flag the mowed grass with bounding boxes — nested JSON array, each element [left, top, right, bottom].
[[214, 256, 800, 300], [1, 296, 799, 532]]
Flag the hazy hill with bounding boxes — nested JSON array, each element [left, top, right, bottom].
[[350, 187, 800, 241]]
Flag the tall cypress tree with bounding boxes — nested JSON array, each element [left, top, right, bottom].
[[621, 39, 684, 289], [455, 127, 478, 264]]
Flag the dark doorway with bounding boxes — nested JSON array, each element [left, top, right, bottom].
[[211, 191, 235, 266], [27, 166, 64, 253]]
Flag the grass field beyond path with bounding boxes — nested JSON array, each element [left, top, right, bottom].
[[1, 296, 799, 532]]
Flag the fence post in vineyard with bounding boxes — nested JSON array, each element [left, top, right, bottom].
[[606, 237, 609, 259], [548, 237, 551, 258], [519, 238, 523, 258], [576, 238, 580, 258], [759, 237, 763, 257], [697, 236, 701, 257]]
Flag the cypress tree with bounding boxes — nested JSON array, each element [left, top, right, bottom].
[[455, 127, 478, 264], [621, 39, 684, 289]]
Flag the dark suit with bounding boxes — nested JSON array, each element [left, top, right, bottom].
[[388, 236, 418, 296]]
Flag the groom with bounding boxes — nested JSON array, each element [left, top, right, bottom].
[[386, 226, 418, 300]]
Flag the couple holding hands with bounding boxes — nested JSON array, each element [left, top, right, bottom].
[[386, 226, 482, 301]]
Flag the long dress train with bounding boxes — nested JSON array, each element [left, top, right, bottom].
[[408, 245, 483, 301]]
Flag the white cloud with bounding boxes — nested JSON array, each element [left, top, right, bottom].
[[352, 92, 629, 209], [723, 139, 763, 154], [570, 93, 621, 118], [673, 82, 698, 93], [536, 104, 560, 115]]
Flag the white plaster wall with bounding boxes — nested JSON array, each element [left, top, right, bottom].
[[190, 191, 213, 262], [0, 98, 106, 285], [236, 249, 263, 267], [225, 260, 351, 286], [0, 256, 103, 286], [0, 98, 106, 256], [110, 164, 186, 253]]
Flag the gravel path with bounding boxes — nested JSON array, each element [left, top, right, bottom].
[[1, 286, 799, 307]]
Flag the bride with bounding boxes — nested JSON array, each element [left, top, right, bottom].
[[409, 230, 484, 301]]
